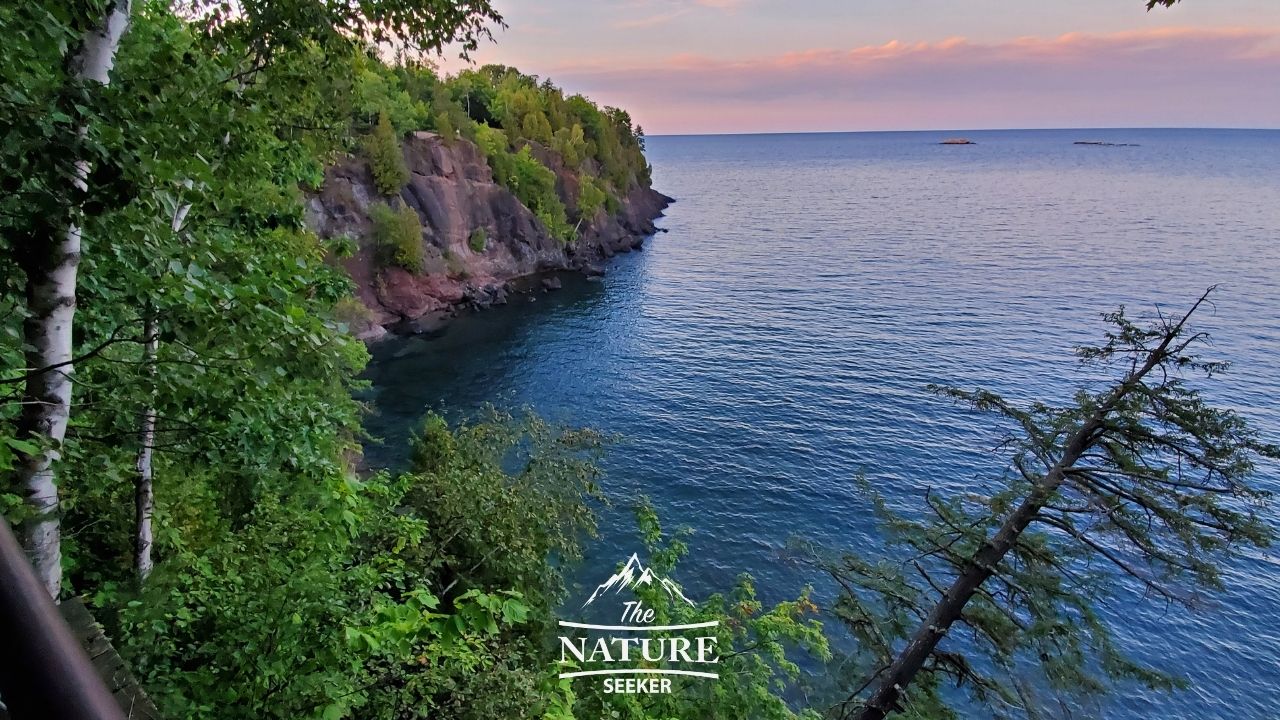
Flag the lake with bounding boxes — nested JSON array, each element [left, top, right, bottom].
[[362, 128, 1280, 718]]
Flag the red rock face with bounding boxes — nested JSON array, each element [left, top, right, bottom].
[[306, 132, 669, 340]]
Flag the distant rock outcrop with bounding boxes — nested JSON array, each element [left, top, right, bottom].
[[1074, 140, 1140, 147], [940, 138, 976, 145], [306, 132, 671, 340]]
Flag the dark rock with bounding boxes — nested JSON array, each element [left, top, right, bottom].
[[940, 138, 976, 145], [307, 132, 670, 341], [541, 276, 563, 291], [462, 284, 491, 309], [392, 309, 452, 338]]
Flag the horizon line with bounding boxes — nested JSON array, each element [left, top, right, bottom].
[[648, 125, 1280, 138]]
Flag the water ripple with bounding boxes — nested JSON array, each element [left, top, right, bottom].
[[364, 129, 1280, 719]]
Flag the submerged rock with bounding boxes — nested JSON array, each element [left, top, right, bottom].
[[392, 309, 452, 338]]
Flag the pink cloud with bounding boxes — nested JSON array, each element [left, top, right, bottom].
[[547, 27, 1280, 134]]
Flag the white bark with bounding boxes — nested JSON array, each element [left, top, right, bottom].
[[133, 314, 158, 581], [76, 2, 133, 85], [14, 0, 132, 598], [133, 195, 188, 582]]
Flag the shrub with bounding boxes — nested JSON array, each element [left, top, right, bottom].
[[551, 123, 586, 168], [474, 125, 573, 242], [369, 202, 423, 273], [577, 174, 608, 219], [520, 110, 552, 144], [363, 111, 409, 196], [332, 296, 374, 332], [442, 250, 468, 279], [468, 227, 487, 253], [325, 233, 359, 258], [507, 146, 572, 241], [433, 111, 455, 144], [473, 122, 509, 157]]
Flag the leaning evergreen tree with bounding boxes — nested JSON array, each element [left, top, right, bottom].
[[824, 288, 1276, 719]]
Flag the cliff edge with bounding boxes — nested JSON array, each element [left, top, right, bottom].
[[306, 131, 671, 340]]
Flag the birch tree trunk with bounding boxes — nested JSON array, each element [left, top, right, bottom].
[[13, 0, 132, 598], [133, 197, 188, 582], [133, 312, 158, 581]]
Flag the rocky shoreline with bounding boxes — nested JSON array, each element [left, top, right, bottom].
[[305, 131, 672, 341]]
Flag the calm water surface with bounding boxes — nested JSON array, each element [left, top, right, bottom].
[[363, 129, 1280, 718]]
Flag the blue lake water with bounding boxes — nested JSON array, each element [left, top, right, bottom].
[[362, 129, 1280, 718]]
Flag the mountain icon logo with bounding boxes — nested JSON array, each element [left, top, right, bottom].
[[583, 553, 696, 608]]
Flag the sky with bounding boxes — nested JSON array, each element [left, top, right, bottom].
[[436, 0, 1280, 135]]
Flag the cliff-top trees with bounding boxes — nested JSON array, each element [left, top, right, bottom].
[[335, 59, 652, 241], [825, 289, 1276, 719]]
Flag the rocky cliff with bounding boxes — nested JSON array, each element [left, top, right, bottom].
[[305, 132, 671, 340]]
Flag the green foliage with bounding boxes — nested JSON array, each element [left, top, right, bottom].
[[1, 2, 371, 582], [576, 175, 608, 219], [370, 202, 424, 273], [469, 227, 488, 253], [326, 232, 360, 258], [521, 109, 553, 144], [552, 124, 588, 169], [472, 119, 510, 157], [346, 63, 654, 239], [353, 56, 428, 133], [563, 502, 830, 720], [434, 110, 457, 143], [821, 298, 1278, 719], [333, 295, 375, 332], [509, 146, 571, 240], [364, 111, 410, 196], [474, 124, 573, 241], [114, 411, 604, 719]]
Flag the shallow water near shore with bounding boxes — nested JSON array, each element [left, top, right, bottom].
[[362, 128, 1280, 718]]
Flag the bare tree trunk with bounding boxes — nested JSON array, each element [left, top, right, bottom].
[[12, 0, 132, 598], [133, 312, 158, 581], [132, 196, 187, 582], [853, 322, 1184, 720]]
